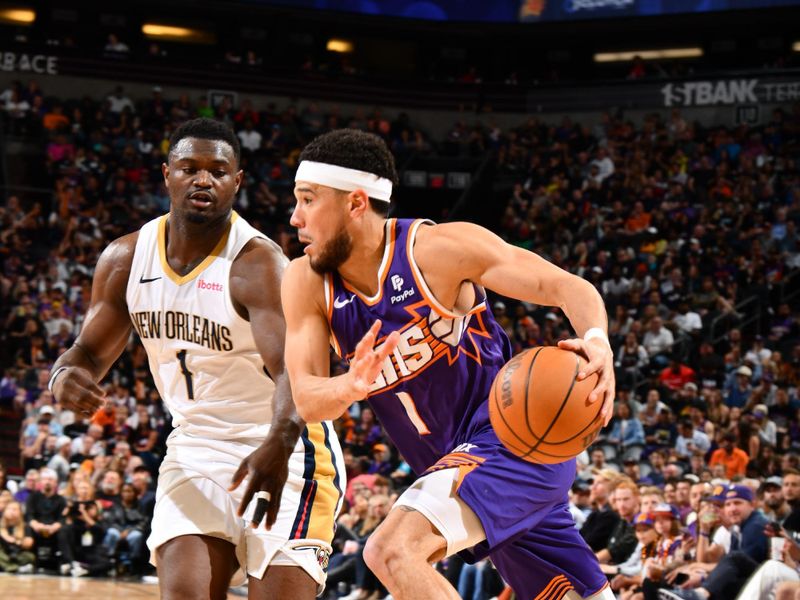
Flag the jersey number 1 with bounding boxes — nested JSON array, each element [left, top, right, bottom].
[[176, 350, 194, 400], [396, 392, 430, 435]]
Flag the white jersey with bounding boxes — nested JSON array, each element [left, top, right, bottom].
[[126, 212, 275, 440]]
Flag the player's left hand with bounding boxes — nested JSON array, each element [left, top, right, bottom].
[[229, 435, 291, 530], [557, 336, 615, 426]]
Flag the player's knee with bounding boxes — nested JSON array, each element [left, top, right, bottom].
[[160, 576, 209, 600], [362, 535, 386, 575], [363, 533, 402, 580]]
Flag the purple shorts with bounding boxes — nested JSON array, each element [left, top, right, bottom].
[[425, 404, 608, 599]]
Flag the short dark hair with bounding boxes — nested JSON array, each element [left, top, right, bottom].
[[168, 117, 240, 165], [299, 128, 398, 216]]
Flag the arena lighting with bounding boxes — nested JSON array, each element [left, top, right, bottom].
[[142, 23, 215, 44], [326, 38, 354, 53], [0, 8, 35, 24], [594, 47, 703, 63], [793, 41, 800, 52]]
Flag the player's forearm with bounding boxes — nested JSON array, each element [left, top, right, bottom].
[[291, 372, 360, 422], [51, 341, 106, 382], [557, 276, 609, 337], [267, 373, 305, 449]]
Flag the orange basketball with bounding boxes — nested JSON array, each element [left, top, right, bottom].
[[489, 346, 604, 464]]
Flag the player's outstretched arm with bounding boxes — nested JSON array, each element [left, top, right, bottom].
[[281, 258, 399, 423], [417, 221, 615, 424], [50, 234, 138, 416], [227, 237, 301, 529]]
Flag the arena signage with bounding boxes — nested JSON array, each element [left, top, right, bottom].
[[661, 78, 800, 107], [0, 52, 58, 75], [565, 0, 635, 13]]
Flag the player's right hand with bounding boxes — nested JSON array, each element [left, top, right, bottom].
[[346, 320, 399, 399], [52, 367, 106, 416]]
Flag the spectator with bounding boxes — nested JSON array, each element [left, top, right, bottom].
[[596, 479, 639, 567], [130, 467, 155, 518], [761, 476, 792, 523], [0, 501, 35, 573], [752, 404, 778, 447], [13, 469, 39, 504], [780, 470, 800, 532], [608, 402, 646, 461], [95, 470, 122, 510], [638, 389, 669, 427], [46, 435, 73, 482], [685, 482, 713, 531], [643, 317, 675, 366], [671, 298, 703, 337], [58, 479, 111, 577], [70, 424, 105, 463], [603, 512, 659, 595], [645, 409, 678, 456], [725, 365, 755, 409], [659, 358, 697, 392], [337, 493, 391, 600], [675, 419, 712, 461], [659, 485, 768, 599], [581, 470, 621, 552], [106, 85, 134, 114], [102, 482, 147, 574], [709, 432, 750, 479], [237, 119, 262, 153], [25, 468, 65, 568], [103, 34, 129, 55], [616, 332, 649, 388]]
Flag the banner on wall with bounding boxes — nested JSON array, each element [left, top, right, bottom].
[[661, 79, 800, 107], [525, 74, 800, 113], [0, 52, 58, 75]]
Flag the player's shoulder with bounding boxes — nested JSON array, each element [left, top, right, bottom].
[[414, 220, 492, 260], [234, 235, 286, 268], [285, 255, 324, 287], [416, 220, 489, 245], [282, 257, 327, 315], [99, 230, 140, 268]]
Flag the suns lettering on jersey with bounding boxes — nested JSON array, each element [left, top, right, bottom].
[[358, 300, 491, 395], [129, 310, 233, 351]]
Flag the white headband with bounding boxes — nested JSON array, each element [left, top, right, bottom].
[[295, 161, 392, 202]]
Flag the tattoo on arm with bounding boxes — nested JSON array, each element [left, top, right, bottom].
[[398, 506, 418, 513]]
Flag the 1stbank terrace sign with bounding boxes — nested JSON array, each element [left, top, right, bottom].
[[0, 52, 58, 75], [662, 78, 800, 107]]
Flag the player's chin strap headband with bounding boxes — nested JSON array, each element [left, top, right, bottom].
[[295, 160, 392, 203]]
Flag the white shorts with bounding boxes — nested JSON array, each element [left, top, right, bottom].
[[393, 467, 486, 557], [147, 424, 345, 590], [394, 468, 615, 600]]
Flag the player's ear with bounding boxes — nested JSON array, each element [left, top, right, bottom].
[[234, 169, 244, 193], [162, 162, 169, 183], [347, 189, 370, 217]]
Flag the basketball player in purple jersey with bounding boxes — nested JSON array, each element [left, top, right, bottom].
[[283, 129, 616, 600]]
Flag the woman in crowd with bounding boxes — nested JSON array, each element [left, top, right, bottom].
[[0, 500, 35, 573]]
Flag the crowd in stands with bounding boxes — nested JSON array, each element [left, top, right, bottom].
[[0, 79, 799, 600]]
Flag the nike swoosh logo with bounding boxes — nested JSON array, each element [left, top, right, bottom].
[[139, 276, 162, 283], [333, 295, 356, 309]]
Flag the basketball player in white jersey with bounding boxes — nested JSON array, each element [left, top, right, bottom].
[[49, 118, 344, 599]]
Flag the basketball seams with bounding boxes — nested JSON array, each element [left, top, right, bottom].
[[489, 346, 605, 464], [489, 353, 540, 453], [542, 393, 604, 445], [521, 352, 581, 460], [522, 347, 544, 444]]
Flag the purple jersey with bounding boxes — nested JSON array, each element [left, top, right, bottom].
[[326, 218, 511, 474], [326, 218, 608, 599]]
